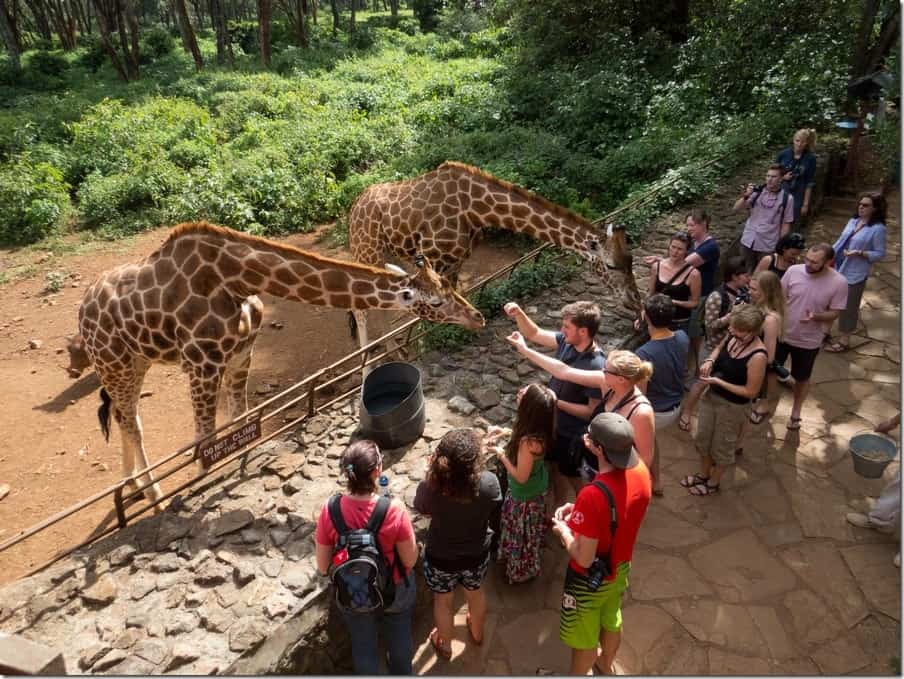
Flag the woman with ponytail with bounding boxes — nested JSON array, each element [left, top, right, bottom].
[[776, 128, 817, 227], [414, 428, 503, 660], [314, 440, 418, 674]]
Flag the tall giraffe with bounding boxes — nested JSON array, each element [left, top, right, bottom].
[[347, 161, 641, 347], [76, 222, 485, 503]]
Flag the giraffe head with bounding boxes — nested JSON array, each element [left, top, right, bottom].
[[587, 224, 642, 314], [396, 255, 485, 329], [65, 333, 92, 378]]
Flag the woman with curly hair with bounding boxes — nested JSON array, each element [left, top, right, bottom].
[[486, 382, 557, 585], [414, 428, 503, 660]]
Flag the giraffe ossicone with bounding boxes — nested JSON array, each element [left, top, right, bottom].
[[76, 221, 485, 504], [347, 161, 641, 348]]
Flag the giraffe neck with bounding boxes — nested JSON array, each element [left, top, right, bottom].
[[162, 223, 408, 311], [443, 164, 596, 253]]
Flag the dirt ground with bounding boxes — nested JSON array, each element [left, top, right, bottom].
[[0, 225, 520, 584]]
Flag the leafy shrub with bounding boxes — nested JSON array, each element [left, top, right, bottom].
[[27, 51, 70, 78], [412, 0, 442, 33], [0, 155, 71, 245], [44, 270, 68, 293], [0, 55, 21, 86], [436, 7, 487, 41], [348, 26, 376, 50], [75, 36, 108, 72], [143, 25, 176, 59]]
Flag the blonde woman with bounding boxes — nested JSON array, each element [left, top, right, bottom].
[[680, 306, 767, 495], [506, 336, 655, 486], [746, 270, 785, 426], [776, 128, 817, 227]]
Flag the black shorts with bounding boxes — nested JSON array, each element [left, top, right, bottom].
[[774, 341, 820, 382], [547, 432, 582, 478]]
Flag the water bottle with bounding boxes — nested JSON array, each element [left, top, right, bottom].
[[378, 474, 391, 498]]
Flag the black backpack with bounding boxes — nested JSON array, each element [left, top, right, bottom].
[[327, 494, 399, 613]]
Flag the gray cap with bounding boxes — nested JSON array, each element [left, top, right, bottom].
[[587, 412, 638, 470]]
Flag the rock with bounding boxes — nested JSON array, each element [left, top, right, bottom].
[[80, 573, 117, 607], [108, 544, 137, 567], [270, 528, 291, 547], [78, 643, 113, 670], [133, 639, 168, 666], [448, 395, 477, 416], [150, 552, 183, 573], [261, 558, 283, 578], [125, 612, 150, 629], [0, 484, 9, 501], [112, 627, 144, 650], [468, 386, 502, 409], [165, 584, 187, 608], [199, 602, 235, 633], [233, 562, 257, 587], [165, 611, 199, 636], [28, 339, 43, 350], [194, 559, 232, 586], [129, 572, 157, 601], [211, 509, 255, 536], [264, 590, 296, 618], [155, 515, 193, 550], [93, 648, 128, 671], [241, 527, 263, 544], [166, 641, 201, 670], [281, 562, 316, 595], [229, 616, 269, 652], [484, 405, 512, 424], [282, 476, 304, 495]]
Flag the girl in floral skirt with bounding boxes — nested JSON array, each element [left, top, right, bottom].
[[487, 382, 556, 584]]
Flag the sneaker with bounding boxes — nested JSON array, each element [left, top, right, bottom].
[[846, 512, 873, 529], [895, 553, 900, 568]]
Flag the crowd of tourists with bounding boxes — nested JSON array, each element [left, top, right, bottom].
[[312, 130, 895, 675]]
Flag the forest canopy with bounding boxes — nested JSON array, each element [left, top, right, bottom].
[[0, 0, 899, 245]]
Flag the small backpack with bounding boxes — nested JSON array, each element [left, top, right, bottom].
[[327, 494, 398, 613]]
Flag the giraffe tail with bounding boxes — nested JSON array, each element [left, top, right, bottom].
[[97, 388, 112, 443]]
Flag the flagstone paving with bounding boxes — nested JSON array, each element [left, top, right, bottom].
[[412, 188, 901, 675]]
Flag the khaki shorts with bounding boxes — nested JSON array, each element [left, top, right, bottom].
[[694, 390, 748, 465]]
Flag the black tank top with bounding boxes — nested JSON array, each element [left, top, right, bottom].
[[767, 254, 787, 280], [711, 337, 767, 404], [653, 262, 693, 322]]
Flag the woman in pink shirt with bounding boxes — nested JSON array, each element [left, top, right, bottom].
[[315, 440, 418, 674]]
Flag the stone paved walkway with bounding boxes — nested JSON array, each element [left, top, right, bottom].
[[409, 189, 902, 676]]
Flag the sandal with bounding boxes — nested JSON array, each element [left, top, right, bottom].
[[652, 487, 664, 497], [429, 628, 452, 661], [688, 481, 720, 496], [677, 415, 691, 432], [825, 341, 851, 353], [680, 473, 709, 488], [466, 612, 483, 645], [748, 409, 768, 425], [787, 416, 802, 431]]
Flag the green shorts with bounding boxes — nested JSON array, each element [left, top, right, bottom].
[[559, 562, 630, 650]]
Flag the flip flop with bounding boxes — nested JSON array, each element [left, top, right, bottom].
[[677, 416, 691, 432], [748, 409, 768, 425], [688, 481, 720, 496], [429, 628, 452, 661], [466, 612, 483, 645], [825, 341, 851, 353], [787, 416, 802, 431], [680, 473, 709, 488]]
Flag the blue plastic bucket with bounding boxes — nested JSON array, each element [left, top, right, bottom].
[[849, 432, 897, 478]]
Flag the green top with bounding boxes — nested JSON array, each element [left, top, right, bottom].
[[508, 455, 549, 501]]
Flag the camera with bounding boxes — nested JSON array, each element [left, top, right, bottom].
[[586, 555, 611, 591]]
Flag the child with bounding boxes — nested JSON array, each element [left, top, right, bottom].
[[487, 383, 556, 584]]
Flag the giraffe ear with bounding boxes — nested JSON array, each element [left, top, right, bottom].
[[385, 263, 407, 277]]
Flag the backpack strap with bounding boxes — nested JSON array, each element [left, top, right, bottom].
[[590, 480, 618, 541], [778, 189, 789, 224], [365, 495, 392, 534], [328, 494, 351, 543]]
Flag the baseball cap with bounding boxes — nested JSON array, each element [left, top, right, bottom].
[[587, 412, 638, 469]]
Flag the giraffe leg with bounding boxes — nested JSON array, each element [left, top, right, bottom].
[[224, 336, 258, 421], [188, 366, 225, 476], [97, 360, 164, 505]]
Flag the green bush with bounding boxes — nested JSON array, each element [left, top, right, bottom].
[[143, 25, 176, 59], [412, 0, 442, 32], [0, 155, 71, 245], [27, 51, 70, 78], [348, 26, 376, 50], [75, 36, 108, 73]]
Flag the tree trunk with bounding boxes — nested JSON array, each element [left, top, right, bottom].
[[91, 0, 128, 79], [388, 0, 397, 18], [25, 0, 53, 40], [329, 0, 338, 34], [851, 0, 880, 79], [120, 0, 139, 78], [308, 0, 315, 25], [863, 7, 900, 77], [173, 0, 203, 69], [209, 0, 232, 64], [0, 0, 21, 71], [46, 0, 78, 49], [349, 0, 355, 32], [257, 0, 271, 66]]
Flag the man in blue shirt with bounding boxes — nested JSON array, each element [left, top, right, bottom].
[[504, 300, 605, 506]]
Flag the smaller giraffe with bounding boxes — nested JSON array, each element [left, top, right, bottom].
[[77, 222, 485, 503]]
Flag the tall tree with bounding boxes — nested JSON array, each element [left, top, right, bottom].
[[851, 0, 900, 79], [173, 0, 203, 70], [329, 0, 338, 34], [278, 0, 307, 47], [209, 0, 233, 64], [257, 0, 271, 66], [0, 0, 21, 72], [91, 0, 128, 79]]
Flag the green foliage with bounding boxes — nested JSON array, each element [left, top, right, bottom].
[[43, 270, 68, 293], [0, 155, 71, 245], [143, 25, 176, 59], [422, 251, 579, 351], [348, 26, 377, 50], [412, 0, 442, 33], [75, 37, 108, 73], [27, 50, 70, 78]]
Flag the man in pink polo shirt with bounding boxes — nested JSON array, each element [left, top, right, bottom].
[[734, 164, 795, 273], [777, 243, 848, 430]]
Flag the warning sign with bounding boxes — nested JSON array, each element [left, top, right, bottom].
[[196, 416, 262, 469]]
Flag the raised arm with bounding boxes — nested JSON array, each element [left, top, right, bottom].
[[503, 302, 558, 349], [506, 332, 602, 388]]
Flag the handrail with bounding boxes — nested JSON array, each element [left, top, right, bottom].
[[0, 129, 777, 570]]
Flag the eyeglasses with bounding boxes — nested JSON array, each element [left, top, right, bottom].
[[859, 202, 874, 208], [583, 432, 602, 448]]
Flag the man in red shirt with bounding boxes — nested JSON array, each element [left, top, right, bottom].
[[551, 412, 652, 675]]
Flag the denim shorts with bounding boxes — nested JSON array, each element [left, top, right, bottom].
[[423, 552, 491, 593]]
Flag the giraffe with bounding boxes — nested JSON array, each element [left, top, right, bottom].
[[347, 161, 641, 347], [76, 221, 485, 503]]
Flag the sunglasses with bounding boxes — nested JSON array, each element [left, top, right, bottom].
[[859, 202, 874, 208], [604, 369, 624, 378]]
